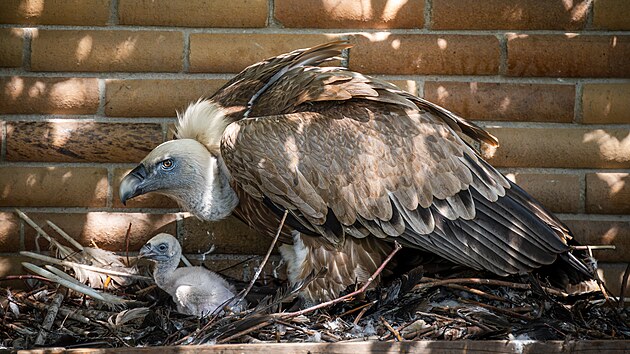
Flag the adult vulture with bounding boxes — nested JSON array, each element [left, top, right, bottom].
[[120, 41, 594, 303]]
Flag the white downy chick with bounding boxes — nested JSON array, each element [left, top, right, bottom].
[[139, 233, 242, 316]]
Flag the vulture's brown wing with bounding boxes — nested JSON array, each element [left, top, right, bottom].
[[220, 94, 583, 277], [209, 41, 351, 115]]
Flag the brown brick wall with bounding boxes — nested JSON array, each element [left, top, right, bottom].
[[0, 0, 628, 289]]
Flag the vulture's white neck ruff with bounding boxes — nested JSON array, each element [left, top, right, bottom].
[[176, 99, 230, 149]]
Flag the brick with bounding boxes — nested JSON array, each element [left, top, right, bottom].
[[23, 212, 177, 252], [597, 263, 630, 296], [0, 213, 20, 252], [481, 127, 630, 169], [431, 0, 589, 30], [105, 79, 228, 117], [503, 173, 580, 213], [0, 167, 108, 208], [0, 0, 110, 25], [592, 0, 630, 30], [349, 34, 499, 75], [275, 0, 424, 29], [507, 34, 630, 78], [562, 218, 630, 263], [0, 77, 99, 115], [181, 216, 272, 255], [585, 173, 630, 214], [0, 256, 31, 289], [31, 30, 183, 72], [0, 28, 23, 67], [112, 168, 180, 209], [6, 121, 162, 163], [582, 84, 630, 124], [424, 82, 575, 122], [387, 79, 419, 95], [189, 33, 340, 73], [119, 0, 267, 27]]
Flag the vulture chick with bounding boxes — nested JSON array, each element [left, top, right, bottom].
[[121, 41, 595, 304], [139, 233, 241, 316]]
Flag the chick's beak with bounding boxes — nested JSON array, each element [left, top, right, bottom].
[[138, 243, 154, 259], [119, 164, 148, 206]]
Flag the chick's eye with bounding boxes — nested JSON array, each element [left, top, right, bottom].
[[158, 244, 167, 251], [161, 159, 174, 170]]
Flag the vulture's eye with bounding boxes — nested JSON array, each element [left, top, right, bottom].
[[158, 244, 167, 252], [160, 159, 175, 171]]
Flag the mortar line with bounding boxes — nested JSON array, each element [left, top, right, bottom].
[[97, 78, 107, 116], [574, 81, 585, 124], [417, 79, 425, 97], [1, 24, 629, 36], [106, 167, 114, 208], [7, 115, 630, 129], [182, 30, 191, 73], [19, 218, 25, 252], [2, 160, 629, 174], [423, 0, 433, 29], [497, 33, 508, 76], [578, 171, 587, 214], [267, 0, 280, 28], [0, 121, 6, 162], [22, 27, 33, 71], [585, 0, 595, 30], [3, 68, 629, 85], [0, 206, 183, 214], [0, 115, 177, 123], [108, 0, 119, 26]]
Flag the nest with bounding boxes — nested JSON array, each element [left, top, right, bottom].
[[1, 211, 629, 350]]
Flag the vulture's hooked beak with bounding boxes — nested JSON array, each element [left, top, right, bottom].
[[119, 164, 148, 205], [138, 243, 155, 259]]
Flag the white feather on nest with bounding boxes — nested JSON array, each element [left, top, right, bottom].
[[16, 209, 151, 305]]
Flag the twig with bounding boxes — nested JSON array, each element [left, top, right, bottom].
[[459, 298, 532, 321], [0, 275, 51, 283], [444, 283, 511, 303], [353, 306, 370, 325], [237, 209, 288, 305], [416, 277, 568, 297], [35, 287, 65, 345], [338, 300, 376, 318], [217, 319, 274, 344], [620, 263, 630, 309], [280, 242, 403, 319], [380, 316, 402, 341]]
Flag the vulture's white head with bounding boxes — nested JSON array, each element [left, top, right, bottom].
[[119, 100, 238, 221]]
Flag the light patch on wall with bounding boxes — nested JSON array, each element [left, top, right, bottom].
[[114, 36, 138, 63], [570, 0, 590, 22], [436, 38, 447, 50], [583, 130, 630, 163], [76, 35, 93, 63], [391, 38, 401, 49], [18, 0, 44, 19], [49, 79, 87, 109], [358, 32, 391, 43], [436, 85, 449, 101], [322, 0, 372, 20], [28, 80, 46, 98], [381, 0, 408, 22], [596, 173, 628, 196], [5, 76, 24, 100]]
